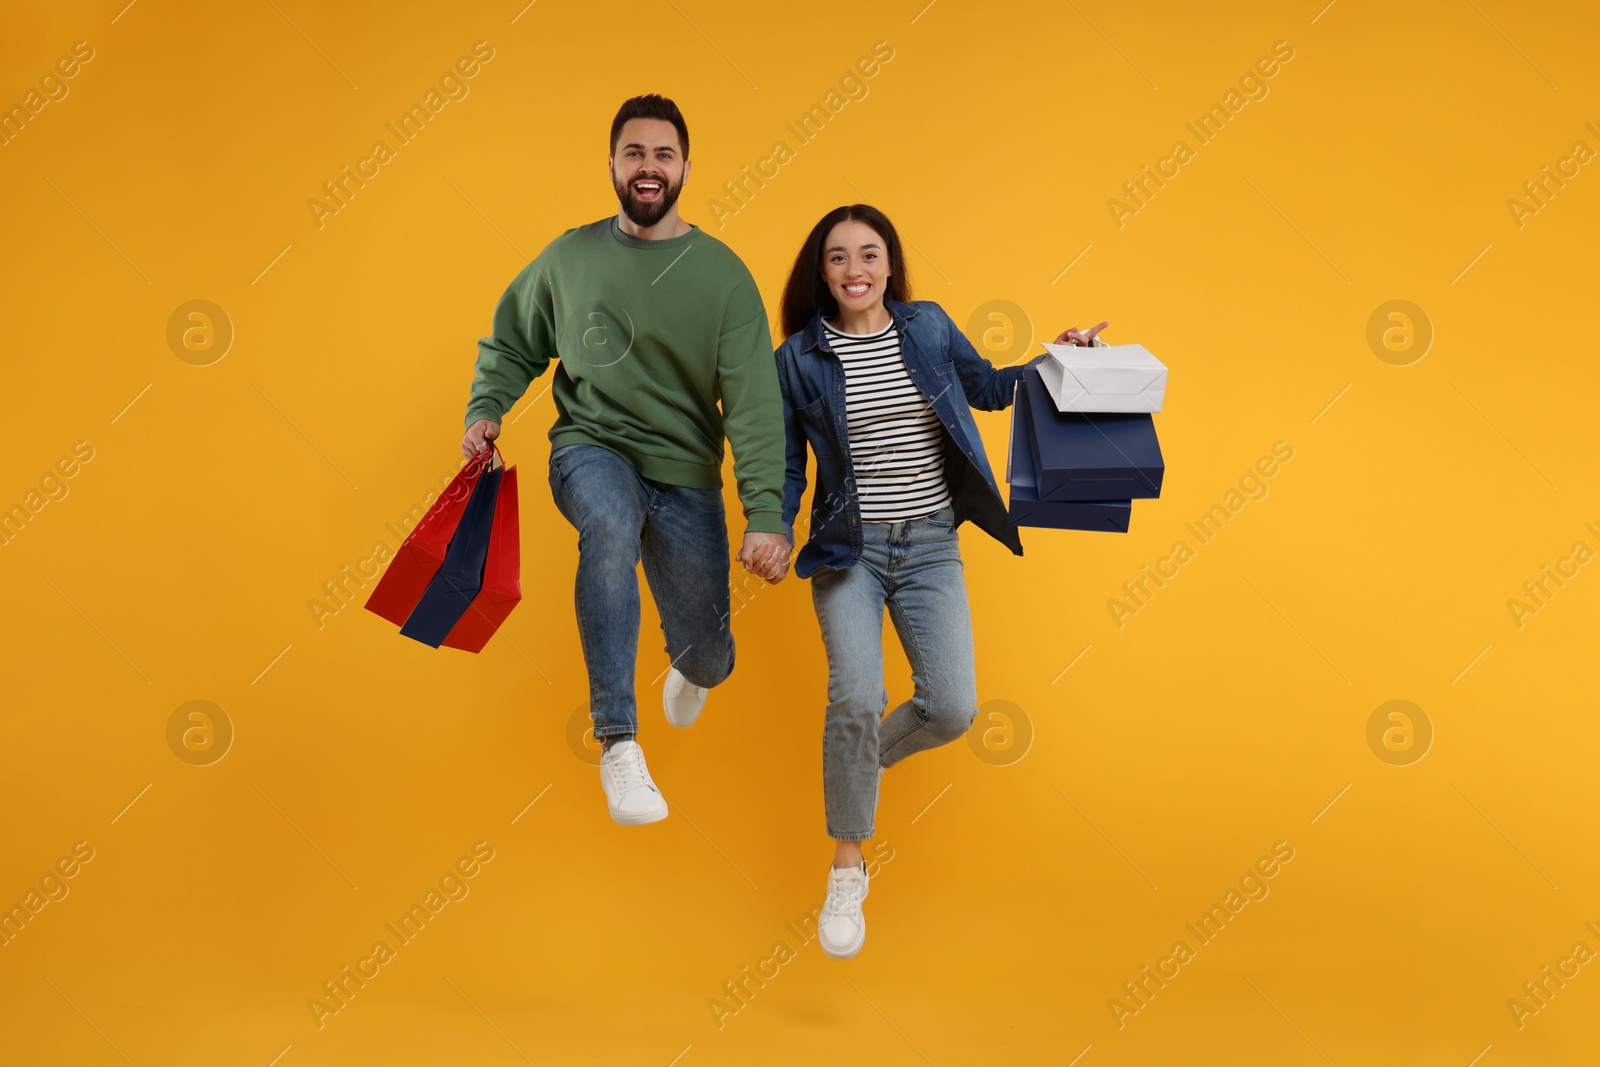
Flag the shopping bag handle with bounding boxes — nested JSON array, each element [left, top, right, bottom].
[[471, 440, 503, 473]]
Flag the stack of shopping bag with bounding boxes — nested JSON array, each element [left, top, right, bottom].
[[365, 444, 521, 651], [1006, 341, 1167, 533]]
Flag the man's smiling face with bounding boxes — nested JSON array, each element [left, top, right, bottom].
[[610, 117, 688, 228]]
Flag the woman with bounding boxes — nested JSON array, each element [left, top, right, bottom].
[[769, 204, 1106, 958]]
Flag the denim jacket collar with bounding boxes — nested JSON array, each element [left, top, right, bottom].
[[796, 298, 923, 356]]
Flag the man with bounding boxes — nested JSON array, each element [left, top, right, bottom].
[[460, 94, 790, 826]]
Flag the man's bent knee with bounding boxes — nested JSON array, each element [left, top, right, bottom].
[[675, 636, 734, 690]]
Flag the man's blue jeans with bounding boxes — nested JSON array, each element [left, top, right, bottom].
[[809, 506, 979, 841], [548, 443, 735, 740]]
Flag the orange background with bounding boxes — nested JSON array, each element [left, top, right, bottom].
[[2, 1, 1597, 1064]]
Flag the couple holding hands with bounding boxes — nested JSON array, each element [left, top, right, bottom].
[[459, 95, 1106, 959]]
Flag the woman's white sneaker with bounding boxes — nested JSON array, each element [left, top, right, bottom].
[[817, 862, 870, 959], [599, 740, 668, 825], [663, 667, 709, 728]]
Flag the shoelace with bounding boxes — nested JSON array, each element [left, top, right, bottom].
[[606, 747, 656, 794], [822, 869, 866, 916]]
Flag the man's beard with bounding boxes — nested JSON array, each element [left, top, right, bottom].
[[613, 172, 684, 228]]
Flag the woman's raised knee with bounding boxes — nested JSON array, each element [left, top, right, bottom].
[[922, 697, 977, 743]]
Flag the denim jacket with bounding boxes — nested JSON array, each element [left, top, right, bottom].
[[775, 298, 1029, 579]]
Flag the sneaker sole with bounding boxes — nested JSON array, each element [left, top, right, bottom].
[[609, 803, 669, 826], [664, 711, 701, 728], [663, 693, 703, 728]]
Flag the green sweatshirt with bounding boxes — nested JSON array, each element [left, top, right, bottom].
[[464, 217, 786, 535]]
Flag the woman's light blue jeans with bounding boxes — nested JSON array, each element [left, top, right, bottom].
[[809, 505, 979, 841]]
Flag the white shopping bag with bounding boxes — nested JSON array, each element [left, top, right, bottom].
[[1037, 342, 1167, 413]]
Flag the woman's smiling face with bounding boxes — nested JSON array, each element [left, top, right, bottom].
[[821, 219, 890, 317]]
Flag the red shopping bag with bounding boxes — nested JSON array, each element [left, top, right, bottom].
[[364, 449, 495, 627], [441, 459, 520, 653]]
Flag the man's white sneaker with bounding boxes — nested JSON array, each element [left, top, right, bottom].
[[817, 862, 870, 959], [599, 740, 668, 825], [663, 667, 709, 728]]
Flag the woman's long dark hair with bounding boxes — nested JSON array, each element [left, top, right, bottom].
[[780, 204, 911, 339]]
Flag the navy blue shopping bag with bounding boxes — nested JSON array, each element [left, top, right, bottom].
[[399, 455, 502, 648], [1007, 381, 1132, 532], [1022, 366, 1164, 502]]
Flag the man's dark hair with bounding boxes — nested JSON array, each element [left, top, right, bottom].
[[610, 94, 689, 160], [781, 204, 911, 339]]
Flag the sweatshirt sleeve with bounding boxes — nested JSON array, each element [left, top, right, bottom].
[[464, 260, 555, 428], [716, 289, 788, 536]]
